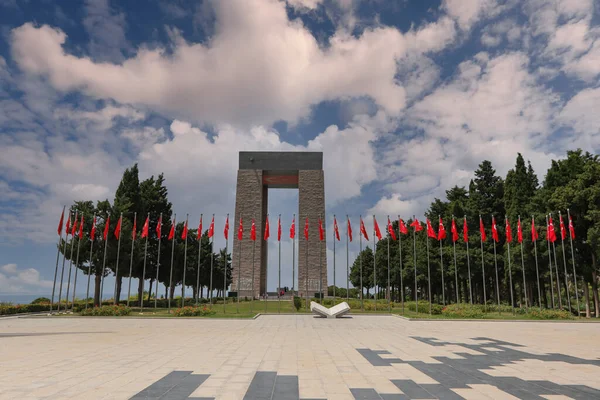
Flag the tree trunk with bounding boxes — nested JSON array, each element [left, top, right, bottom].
[[200, 285, 204, 299], [583, 280, 591, 318], [148, 279, 153, 301], [115, 276, 122, 303], [169, 284, 175, 300], [592, 267, 599, 318], [137, 278, 144, 306], [94, 274, 101, 306], [541, 280, 548, 308]]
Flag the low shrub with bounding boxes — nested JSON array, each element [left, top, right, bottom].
[[0, 303, 51, 315], [293, 296, 303, 311], [79, 305, 131, 316], [441, 304, 485, 319], [173, 306, 216, 317], [31, 297, 51, 304], [405, 301, 443, 315], [527, 309, 573, 320]]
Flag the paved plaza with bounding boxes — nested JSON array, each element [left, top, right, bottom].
[[1, 315, 599, 399]]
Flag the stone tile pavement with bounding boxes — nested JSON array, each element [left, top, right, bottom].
[[0, 315, 599, 399]]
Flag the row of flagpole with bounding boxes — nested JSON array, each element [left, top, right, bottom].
[[50, 207, 580, 314]]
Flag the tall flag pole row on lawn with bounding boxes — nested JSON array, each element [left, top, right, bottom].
[[251, 217, 257, 313], [197, 214, 203, 306], [154, 214, 163, 309], [479, 216, 487, 309], [464, 216, 472, 304], [549, 214, 562, 308], [426, 218, 436, 315], [491, 216, 501, 307], [208, 214, 215, 306], [127, 212, 137, 307], [373, 215, 382, 311], [517, 216, 528, 310], [112, 213, 123, 306], [451, 216, 459, 303], [410, 217, 422, 311], [505, 217, 515, 314], [86, 214, 97, 310], [65, 210, 78, 310], [398, 217, 408, 313], [567, 209, 579, 314], [386, 216, 395, 312], [559, 212, 572, 311], [438, 216, 446, 305], [50, 206, 66, 314], [166, 214, 176, 313], [359, 216, 367, 310], [346, 215, 352, 302], [236, 214, 241, 312], [319, 215, 324, 303], [290, 215, 295, 295], [140, 213, 150, 312], [532, 215, 542, 310], [71, 214, 84, 312], [57, 209, 72, 312], [181, 214, 189, 308], [333, 215, 339, 300], [304, 217, 309, 310], [546, 214, 556, 309], [99, 214, 110, 305], [224, 213, 229, 314], [277, 214, 281, 313], [264, 214, 270, 313]]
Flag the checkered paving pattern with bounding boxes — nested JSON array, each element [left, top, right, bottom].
[[0, 315, 599, 399]]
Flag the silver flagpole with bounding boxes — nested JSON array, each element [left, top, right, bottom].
[[71, 216, 83, 312], [319, 214, 322, 303], [65, 211, 77, 310], [550, 214, 562, 309], [57, 209, 72, 312], [519, 216, 528, 310], [278, 214, 281, 314], [85, 214, 96, 310], [155, 213, 162, 309], [292, 214, 296, 296], [439, 216, 445, 305], [506, 218, 514, 314], [167, 213, 176, 313], [225, 213, 229, 314], [113, 213, 123, 305], [567, 209, 580, 315], [99, 216, 109, 306], [373, 215, 377, 312], [492, 218, 500, 308], [197, 214, 203, 306], [546, 214, 556, 309], [452, 216, 458, 303], [532, 216, 542, 310], [251, 216, 256, 313], [387, 216, 390, 312], [209, 214, 215, 306], [127, 212, 136, 307], [305, 216, 309, 311], [360, 216, 364, 311], [346, 215, 349, 302], [480, 215, 487, 309], [50, 205, 66, 314], [182, 214, 189, 308], [398, 215, 404, 314], [333, 215, 336, 301], [266, 214, 270, 313], [426, 228, 432, 315], [413, 215, 418, 312], [465, 216, 472, 304], [559, 211, 572, 311], [140, 213, 150, 312], [236, 214, 241, 312]]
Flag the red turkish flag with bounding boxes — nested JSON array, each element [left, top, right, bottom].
[[426, 219, 437, 239], [65, 213, 71, 236], [132, 215, 137, 241], [71, 211, 78, 237], [208, 216, 215, 238], [103, 216, 110, 241], [57, 207, 65, 236], [479, 217, 487, 242], [547, 216, 557, 243], [156, 215, 162, 237], [491, 217, 499, 243], [531, 217, 539, 241], [569, 215, 575, 239], [517, 218, 523, 243], [360, 217, 369, 241], [373, 217, 382, 241], [197, 215, 203, 241], [141, 216, 149, 238], [91, 216, 97, 240], [463, 217, 468, 243], [399, 218, 408, 235], [387, 217, 397, 240], [304, 218, 309, 241], [559, 214, 567, 240], [290, 217, 295, 239], [410, 218, 423, 232], [505, 218, 512, 243], [251, 219, 257, 241], [318, 218, 324, 241], [437, 218, 446, 240], [168, 217, 175, 240], [278, 216, 282, 241], [334, 217, 341, 241], [238, 217, 243, 241], [224, 215, 229, 240], [451, 219, 459, 242], [264, 216, 270, 240], [181, 218, 188, 240], [78, 215, 84, 239], [347, 217, 353, 242], [114, 215, 122, 240]]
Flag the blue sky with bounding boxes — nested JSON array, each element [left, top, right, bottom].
[[1, 0, 599, 298]]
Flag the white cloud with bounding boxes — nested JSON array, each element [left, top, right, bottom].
[[287, 0, 323, 11], [0, 264, 53, 294], [558, 88, 600, 150], [10, 0, 458, 127], [1, 263, 17, 274], [443, 0, 515, 31], [367, 194, 423, 219], [82, 0, 130, 62]]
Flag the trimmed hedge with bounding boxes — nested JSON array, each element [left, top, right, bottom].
[[0, 303, 51, 315], [406, 301, 443, 315], [173, 306, 216, 317], [79, 305, 131, 316]]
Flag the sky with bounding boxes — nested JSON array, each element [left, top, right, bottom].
[[0, 0, 599, 299]]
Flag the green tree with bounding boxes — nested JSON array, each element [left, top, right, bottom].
[[349, 246, 374, 298]]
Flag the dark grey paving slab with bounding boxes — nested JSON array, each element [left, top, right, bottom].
[[390, 380, 435, 399], [130, 371, 192, 399], [272, 375, 300, 400], [243, 371, 277, 400], [160, 373, 209, 400], [350, 388, 383, 399], [379, 394, 409, 400]]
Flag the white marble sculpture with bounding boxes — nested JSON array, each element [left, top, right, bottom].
[[310, 301, 350, 318]]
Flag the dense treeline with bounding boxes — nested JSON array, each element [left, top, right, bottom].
[[350, 150, 600, 317], [59, 165, 232, 306]]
